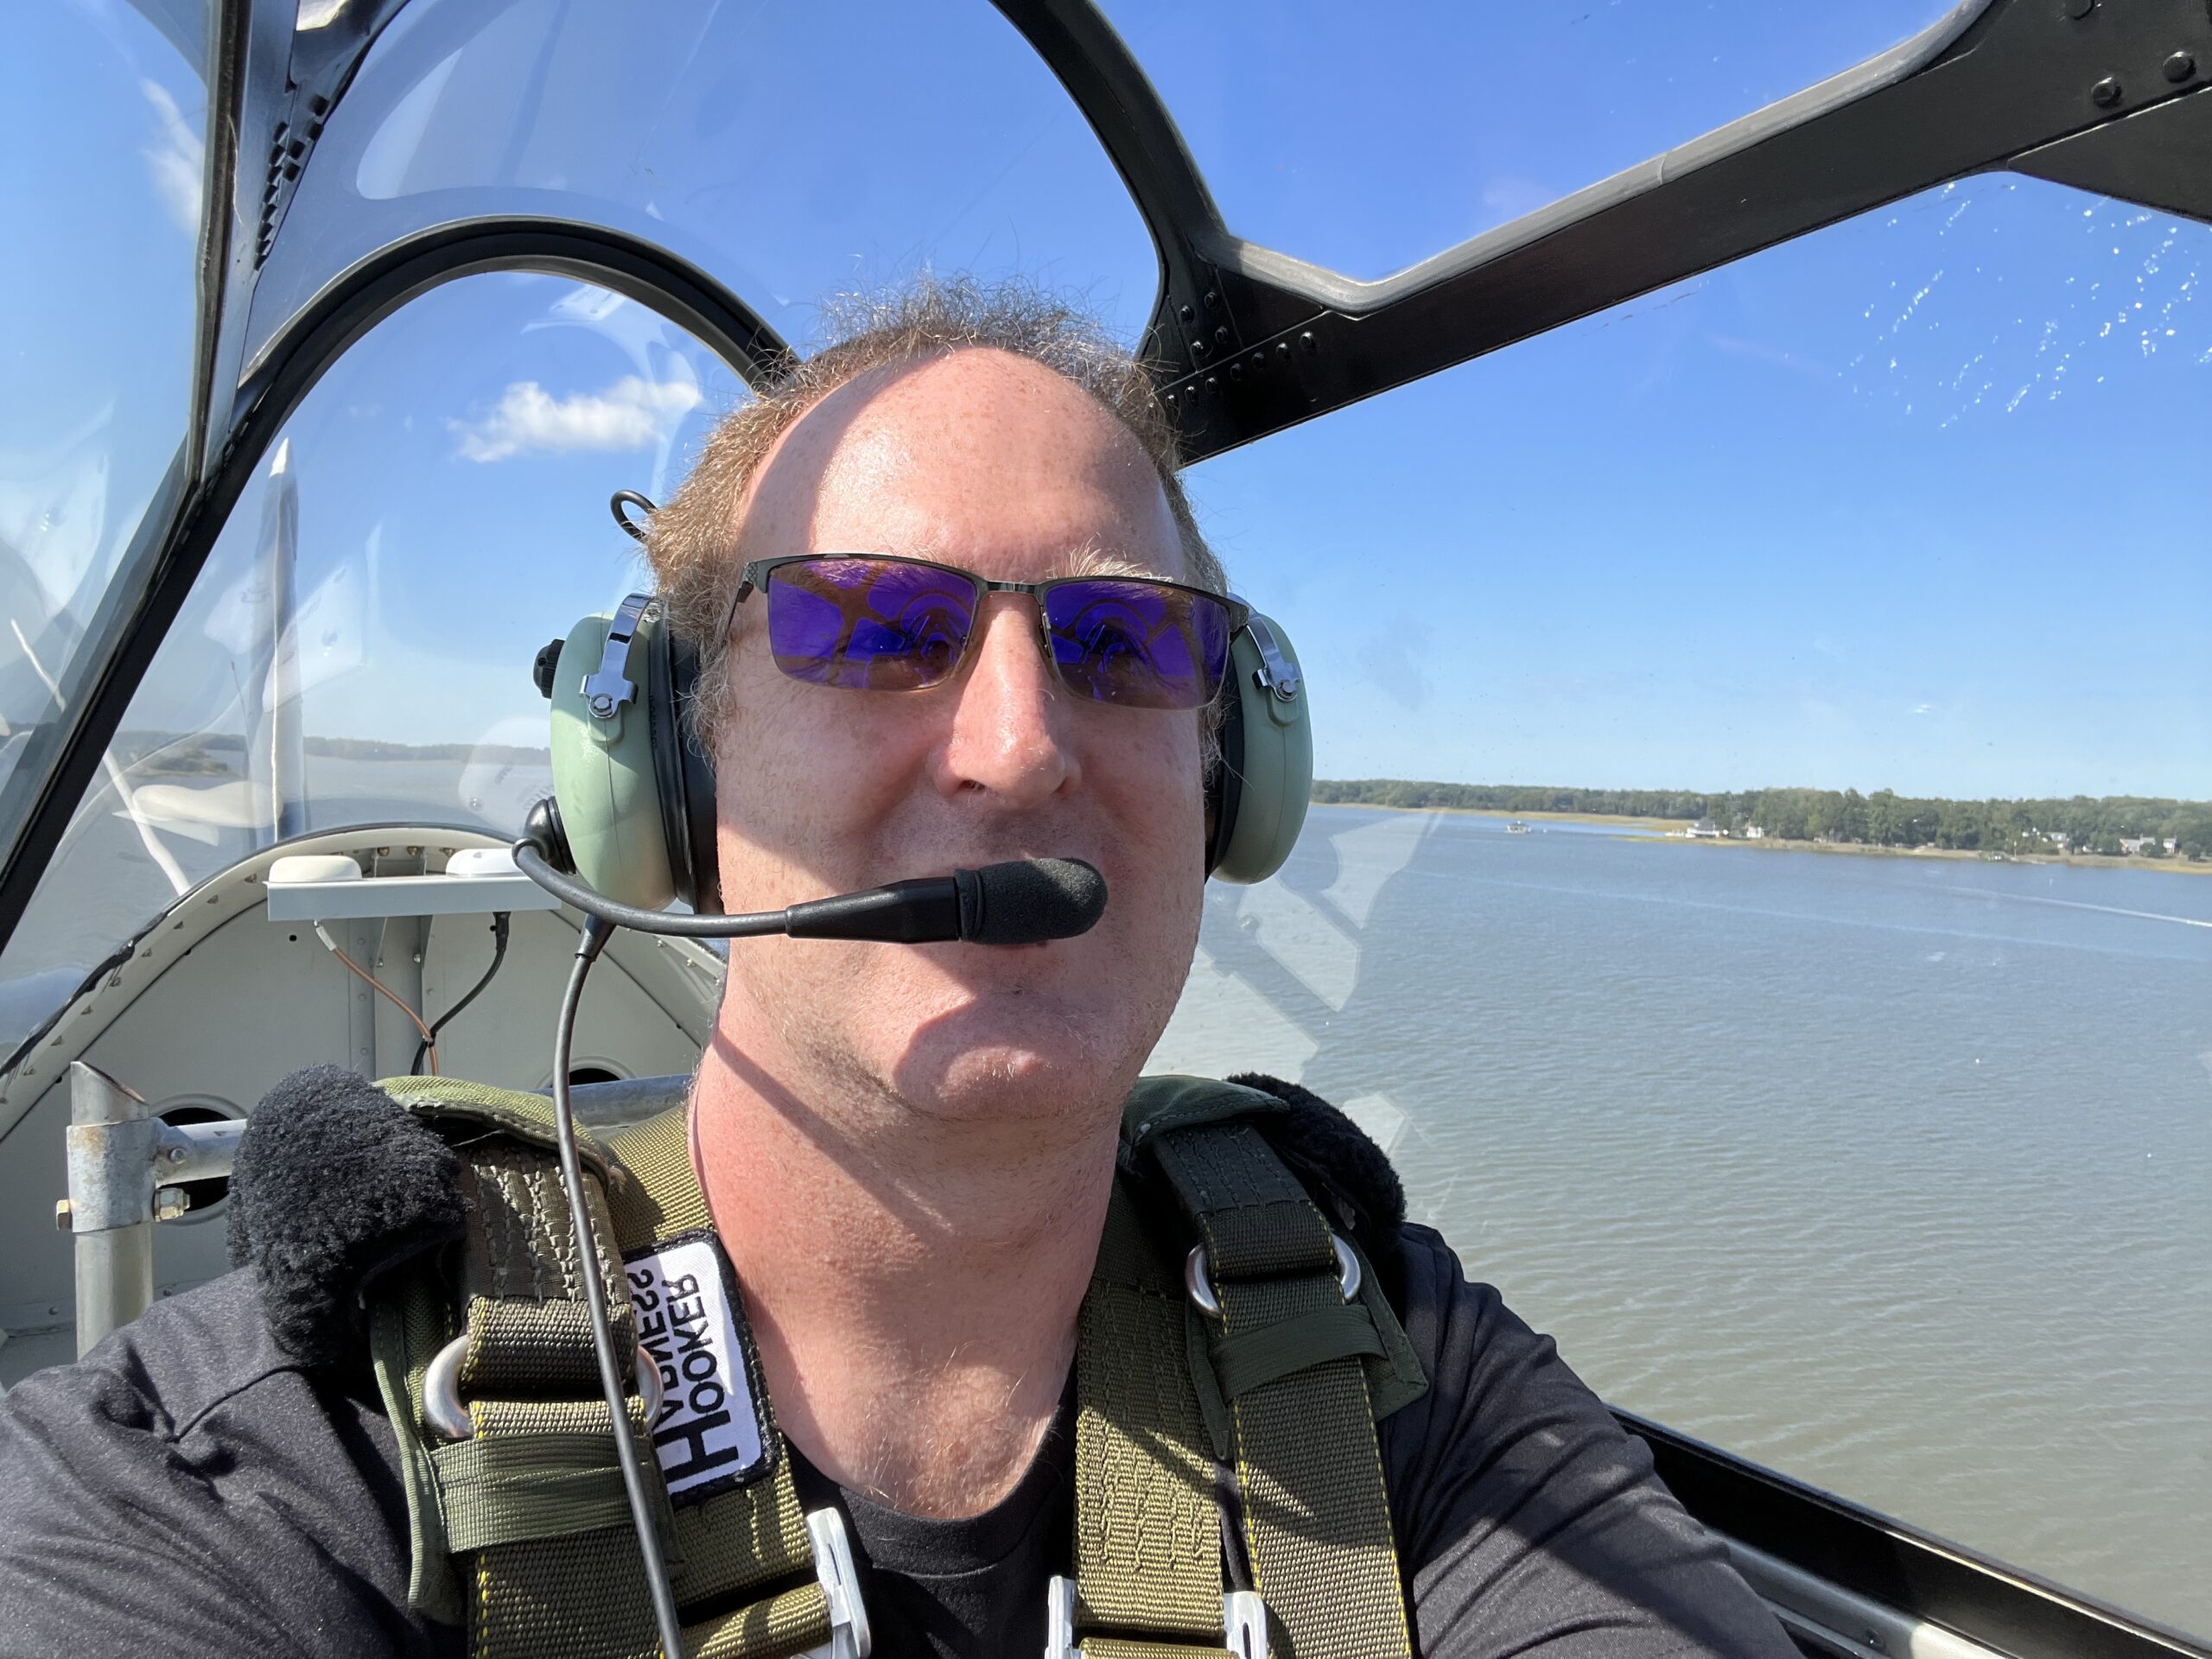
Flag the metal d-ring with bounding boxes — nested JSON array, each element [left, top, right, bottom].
[[423, 1332, 666, 1442], [1184, 1235, 1361, 1319]]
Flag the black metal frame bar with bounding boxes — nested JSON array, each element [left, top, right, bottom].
[[183, 0, 250, 488], [995, 0, 2212, 460], [1621, 1410, 2212, 1659], [0, 224, 788, 956]]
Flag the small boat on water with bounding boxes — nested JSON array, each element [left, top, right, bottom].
[[1505, 820, 1531, 835]]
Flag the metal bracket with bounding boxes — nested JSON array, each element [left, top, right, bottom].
[[64, 1116, 164, 1235], [1242, 616, 1302, 703], [67, 1109, 245, 1233], [583, 593, 654, 721]]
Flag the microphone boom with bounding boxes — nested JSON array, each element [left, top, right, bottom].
[[515, 839, 1107, 947]]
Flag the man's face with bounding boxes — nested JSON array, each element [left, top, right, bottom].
[[709, 348, 1208, 1122]]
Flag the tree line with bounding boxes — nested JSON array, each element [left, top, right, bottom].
[[1311, 780, 2212, 861]]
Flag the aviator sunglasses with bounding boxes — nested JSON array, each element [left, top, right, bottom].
[[727, 554, 1250, 711]]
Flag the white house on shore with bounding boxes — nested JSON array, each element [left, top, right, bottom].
[[1687, 818, 1724, 839]]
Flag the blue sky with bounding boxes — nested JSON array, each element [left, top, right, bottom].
[[6, 0, 2209, 807]]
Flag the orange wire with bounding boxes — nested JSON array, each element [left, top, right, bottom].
[[321, 937, 439, 1076]]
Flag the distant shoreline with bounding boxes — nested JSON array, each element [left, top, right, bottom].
[[1319, 801, 2212, 876], [1317, 802, 1694, 832], [1662, 833, 2212, 876]]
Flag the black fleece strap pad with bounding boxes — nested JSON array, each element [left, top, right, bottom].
[[226, 1066, 466, 1370]]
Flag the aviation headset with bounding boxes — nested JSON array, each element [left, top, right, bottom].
[[528, 496, 1313, 912]]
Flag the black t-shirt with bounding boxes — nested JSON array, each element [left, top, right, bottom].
[[0, 1224, 1794, 1657]]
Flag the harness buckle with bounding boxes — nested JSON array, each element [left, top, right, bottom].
[[803, 1507, 872, 1659], [1045, 1575, 1077, 1659], [1044, 1576, 1271, 1658], [421, 1332, 664, 1442], [1183, 1234, 1361, 1319], [1224, 1588, 1269, 1658]]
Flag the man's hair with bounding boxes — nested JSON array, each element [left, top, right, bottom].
[[644, 277, 1227, 747]]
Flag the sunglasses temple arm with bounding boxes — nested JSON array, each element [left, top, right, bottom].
[[718, 576, 756, 645]]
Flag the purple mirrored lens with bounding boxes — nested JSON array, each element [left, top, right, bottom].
[[1042, 579, 1231, 709], [765, 559, 978, 690]]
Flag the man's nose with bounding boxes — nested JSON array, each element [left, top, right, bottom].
[[932, 599, 1078, 807]]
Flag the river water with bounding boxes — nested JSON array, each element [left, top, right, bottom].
[[3, 775, 2204, 1634], [1150, 804, 2212, 1639]]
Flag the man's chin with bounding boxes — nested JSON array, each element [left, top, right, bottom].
[[885, 1001, 1128, 1122]]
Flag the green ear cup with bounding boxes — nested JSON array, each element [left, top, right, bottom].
[[548, 607, 677, 911], [1207, 614, 1313, 884]]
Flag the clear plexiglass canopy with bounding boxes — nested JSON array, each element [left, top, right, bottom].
[[1099, 0, 1984, 281], [0, 0, 2016, 894]]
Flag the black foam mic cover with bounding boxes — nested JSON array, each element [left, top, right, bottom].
[[955, 858, 1108, 945]]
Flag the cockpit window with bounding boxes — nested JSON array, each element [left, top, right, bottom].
[[1150, 173, 2210, 1634], [1099, 0, 1983, 282], [246, 0, 1160, 366], [0, 3, 206, 826], [0, 272, 745, 1056]]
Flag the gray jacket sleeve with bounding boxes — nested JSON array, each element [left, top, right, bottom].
[[1380, 1224, 1797, 1656]]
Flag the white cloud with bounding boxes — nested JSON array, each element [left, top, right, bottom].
[[449, 375, 702, 462], [1912, 702, 1934, 715], [140, 79, 203, 235]]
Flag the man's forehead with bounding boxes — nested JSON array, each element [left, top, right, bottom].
[[738, 349, 1184, 575]]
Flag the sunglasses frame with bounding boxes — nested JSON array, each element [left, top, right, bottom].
[[725, 553, 1253, 707]]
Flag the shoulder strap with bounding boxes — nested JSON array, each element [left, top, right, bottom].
[[370, 1077, 854, 1659], [1064, 1076, 1422, 1659], [1068, 1177, 1226, 1649], [367, 1072, 1417, 1659]]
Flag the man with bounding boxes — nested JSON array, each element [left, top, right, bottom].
[[0, 283, 1794, 1656]]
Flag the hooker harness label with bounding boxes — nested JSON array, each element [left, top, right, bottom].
[[624, 1230, 774, 1503]]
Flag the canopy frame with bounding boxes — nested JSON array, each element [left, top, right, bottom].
[[991, 0, 2212, 460], [3, 0, 2209, 956]]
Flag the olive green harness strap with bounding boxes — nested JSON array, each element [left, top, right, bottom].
[[1144, 1112, 1416, 1659], [604, 1109, 827, 1648], [1070, 1180, 1229, 1650], [1069, 1079, 1420, 1659], [372, 1080, 831, 1659]]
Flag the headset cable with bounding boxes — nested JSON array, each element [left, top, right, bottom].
[[549, 915, 688, 1659]]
